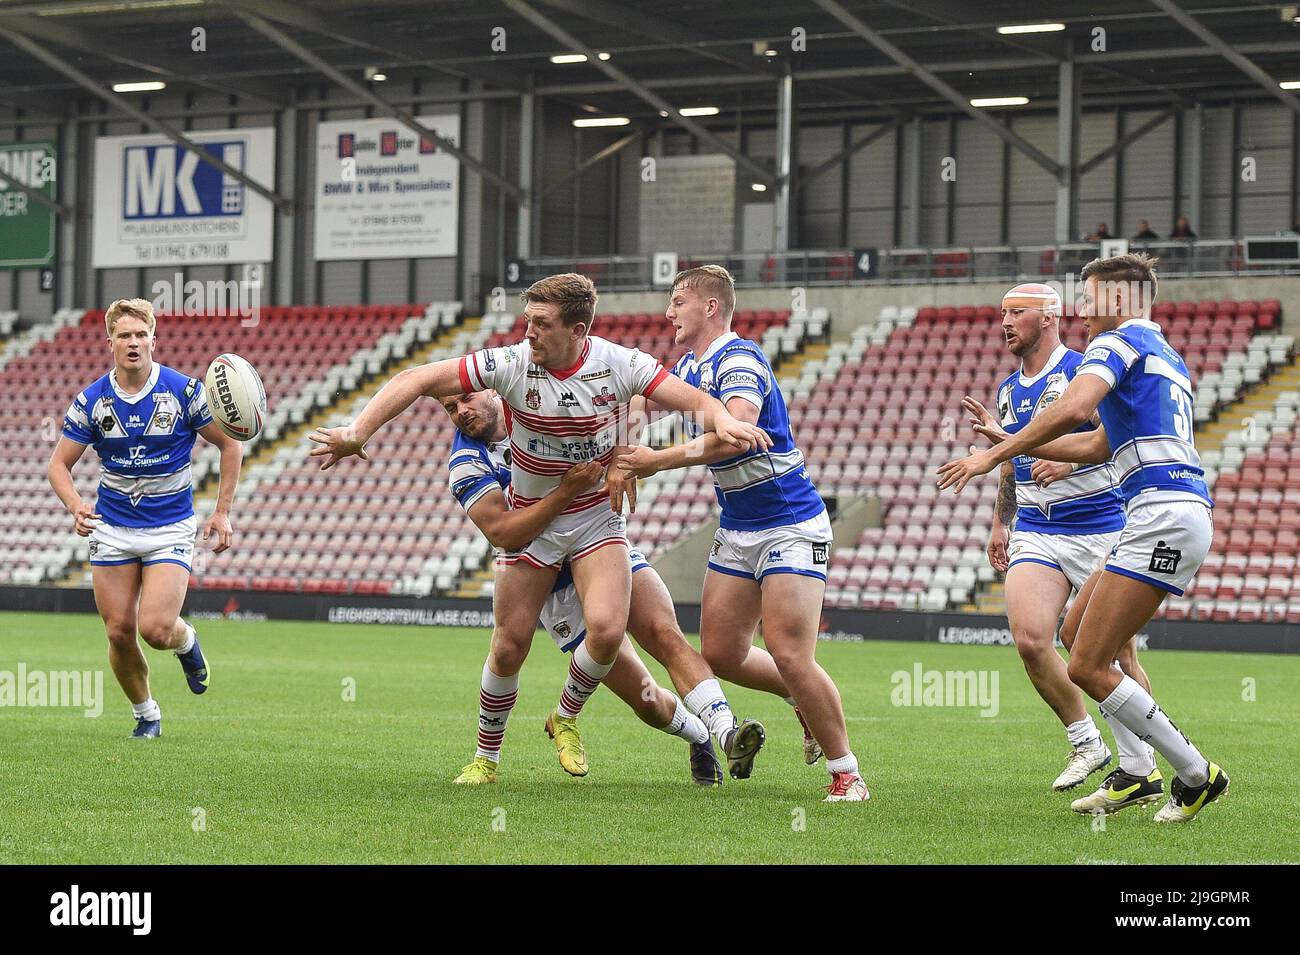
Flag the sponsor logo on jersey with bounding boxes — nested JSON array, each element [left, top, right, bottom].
[[127, 414, 143, 427], [767, 549, 783, 561], [1084, 346, 1112, 364], [606, 516, 625, 531], [1149, 541, 1182, 575], [526, 368, 547, 378], [812, 542, 829, 565], [592, 385, 616, 407], [1017, 399, 1033, 413], [525, 388, 541, 410], [579, 369, 611, 381], [557, 390, 580, 408], [483, 350, 496, 372], [88, 540, 99, 556], [710, 539, 722, 557], [101, 416, 116, 432], [553, 621, 572, 640]]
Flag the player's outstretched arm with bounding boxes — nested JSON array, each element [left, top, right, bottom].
[[963, 394, 1111, 466], [197, 422, 244, 553], [617, 397, 761, 478], [309, 357, 463, 470], [467, 461, 603, 551], [938, 376, 1109, 493], [647, 374, 771, 452], [47, 437, 99, 537]]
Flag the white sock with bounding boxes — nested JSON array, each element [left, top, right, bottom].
[[683, 678, 736, 743], [1099, 707, 1156, 777], [662, 695, 710, 744], [827, 752, 859, 776], [476, 661, 518, 762], [1101, 676, 1206, 786], [131, 698, 161, 721], [557, 642, 613, 718], [1065, 715, 1102, 748], [174, 623, 195, 655]]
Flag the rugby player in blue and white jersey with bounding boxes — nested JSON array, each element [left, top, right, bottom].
[[962, 283, 1157, 793], [439, 390, 728, 786], [940, 254, 1228, 822], [47, 299, 244, 738], [617, 266, 868, 802]]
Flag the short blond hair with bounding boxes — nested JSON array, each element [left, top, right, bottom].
[[672, 264, 735, 317], [105, 298, 156, 338]]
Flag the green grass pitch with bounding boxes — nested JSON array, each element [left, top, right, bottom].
[[1, 611, 1296, 864]]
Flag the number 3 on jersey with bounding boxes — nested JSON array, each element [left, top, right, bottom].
[[1170, 383, 1192, 440]]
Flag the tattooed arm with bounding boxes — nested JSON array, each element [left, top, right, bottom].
[[988, 462, 1015, 573]]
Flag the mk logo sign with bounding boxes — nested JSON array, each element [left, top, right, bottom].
[[123, 141, 244, 219]]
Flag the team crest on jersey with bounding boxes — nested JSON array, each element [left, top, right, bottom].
[[1034, 372, 1069, 417], [554, 621, 572, 639], [145, 393, 179, 436], [699, 365, 716, 393], [525, 387, 541, 410]]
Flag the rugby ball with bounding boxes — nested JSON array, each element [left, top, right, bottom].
[[204, 353, 268, 441]]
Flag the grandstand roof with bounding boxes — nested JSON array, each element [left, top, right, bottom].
[[1, 1, 1297, 123]]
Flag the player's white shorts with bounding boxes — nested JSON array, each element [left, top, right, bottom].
[[497, 504, 627, 571], [539, 549, 652, 652], [707, 510, 832, 583], [1103, 500, 1212, 596], [1007, 529, 1121, 593], [88, 516, 197, 571]]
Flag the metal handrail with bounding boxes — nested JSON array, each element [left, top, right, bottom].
[[506, 239, 1296, 292]]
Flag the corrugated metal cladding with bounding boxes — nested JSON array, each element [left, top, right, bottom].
[[2, 93, 1297, 322]]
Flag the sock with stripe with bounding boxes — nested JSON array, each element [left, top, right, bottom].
[[1065, 714, 1102, 748], [475, 660, 518, 762], [1100, 676, 1205, 785], [556, 642, 613, 718], [661, 695, 710, 744], [131, 698, 161, 722], [683, 678, 736, 744]]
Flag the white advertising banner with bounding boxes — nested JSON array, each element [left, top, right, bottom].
[[313, 114, 460, 261], [92, 127, 276, 268]]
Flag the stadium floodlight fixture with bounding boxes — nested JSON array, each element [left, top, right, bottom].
[[679, 107, 720, 117], [364, 67, 387, 82], [550, 53, 612, 64], [997, 23, 1065, 35], [112, 81, 167, 93], [970, 96, 1030, 107], [44, 0, 201, 14], [573, 116, 630, 127], [751, 183, 768, 192], [1281, 81, 1300, 89]]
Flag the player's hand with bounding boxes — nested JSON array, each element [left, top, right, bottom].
[[987, 521, 1009, 573], [962, 396, 1009, 444], [1032, 459, 1073, 489], [936, 445, 998, 493], [203, 511, 235, 554], [72, 501, 101, 537], [605, 464, 638, 515], [713, 411, 771, 452], [307, 425, 369, 471], [616, 446, 661, 480], [559, 460, 603, 499]]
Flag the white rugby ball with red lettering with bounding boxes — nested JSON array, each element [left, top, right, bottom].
[[204, 353, 267, 441]]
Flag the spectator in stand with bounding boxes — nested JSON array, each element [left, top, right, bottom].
[[1170, 215, 1197, 239], [1133, 220, 1159, 240], [1085, 223, 1112, 241]]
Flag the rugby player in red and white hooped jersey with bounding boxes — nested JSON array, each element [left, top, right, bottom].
[[310, 273, 770, 778]]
